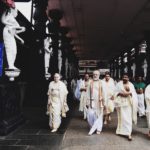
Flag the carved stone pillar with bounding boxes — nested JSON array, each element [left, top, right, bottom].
[[49, 35, 59, 75], [135, 44, 144, 77], [33, 0, 47, 38], [114, 59, 117, 78], [59, 27, 69, 78], [109, 61, 113, 77], [112, 60, 115, 78], [115, 58, 119, 79], [48, 9, 63, 76], [127, 50, 132, 78], [120, 55, 124, 77], [0, 43, 4, 77]]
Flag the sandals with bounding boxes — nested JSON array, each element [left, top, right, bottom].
[[51, 128, 57, 132], [128, 135, 132, 141], [96, 131, 101, 135]]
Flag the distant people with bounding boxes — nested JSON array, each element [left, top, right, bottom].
[[145, 84, 150, 137], [71, 77, 77, 100], [86, 70, 106, 135], [103, 72, 116, 124], [115, 73, 138, 141], [114, 78, 121, 85], [74, 76, 83, 101], [61, 77, 68, 87], [79, 73, 91, 119], [130, 77, 135, 85], [134, 76, 146, 117], [47, 73, 69, 132]]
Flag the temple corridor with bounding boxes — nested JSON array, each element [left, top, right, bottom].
[[1, 0, 150, 150]]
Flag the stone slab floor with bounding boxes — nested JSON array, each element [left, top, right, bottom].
[[62, 110, 150, 150], [0, 107, 70, 150], [0, 108, 150, 150]]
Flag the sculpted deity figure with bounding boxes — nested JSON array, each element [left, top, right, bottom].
[[142, 59, 148, 79], [131, 63, 136, 78], [58, 40, 62, 75], [44, 36, 53, 77], [1, 8, 25, 70]]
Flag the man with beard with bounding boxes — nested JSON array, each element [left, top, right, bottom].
[[115, 73, 138, 141], [86, 70, 106, 135]]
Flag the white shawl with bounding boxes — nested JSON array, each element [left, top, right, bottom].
[[47, 81, 69, 115]]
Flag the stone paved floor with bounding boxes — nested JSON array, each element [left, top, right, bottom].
[[62, 110, 150, 150], [0, 107, 71, 150], [1, 107, 150, 150]]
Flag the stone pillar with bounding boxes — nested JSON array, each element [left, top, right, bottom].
[[127, 50, 132, 78], [114, 59, 117, 78], [0, 43, 4, 77], [115, 58, 119, 79], [59, 27, 70, 78], [112, 60, 115, 78], [109, 61, 113, 77], [33, 0, 47, 39], [120, 55, 124, 77], [0, 82, 26, 135], [48, 9, 63, 76], [61, 47, 67, 78], [49, 35, 59, 75], [135, 44, 145, 77]]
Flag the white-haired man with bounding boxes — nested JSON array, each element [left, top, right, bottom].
[[86, 70, 106, 135], [47, 73, 69, 132]]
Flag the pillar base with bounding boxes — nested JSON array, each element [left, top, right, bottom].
[[5, 69, 21, 81], [0, 82, 26, 136], [0, 113, 25, 136]]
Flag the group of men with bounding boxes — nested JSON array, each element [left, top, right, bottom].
[[46, 71, 150, 141], [78, 70, 150, 140]]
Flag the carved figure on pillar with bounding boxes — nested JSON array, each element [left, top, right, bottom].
[[1, 8, 25, 81], [142, 59, 148, 80], [131, 63, 136, 78], [124, 65, 128, 73], [58, 40, 62, 75], [44, 37, 53, 80]]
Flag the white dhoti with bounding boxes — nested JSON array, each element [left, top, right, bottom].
[[79, 80, 91, 119], [49, 97, 61, 129], [115, 81, 138, 136], [137, 94, 145, 116], [102, 78, 115, 114], [79, 91, 88, 119], [116, 105, 132, 136], [87, 108, 103, 134], [105, 98, 115, 114]]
